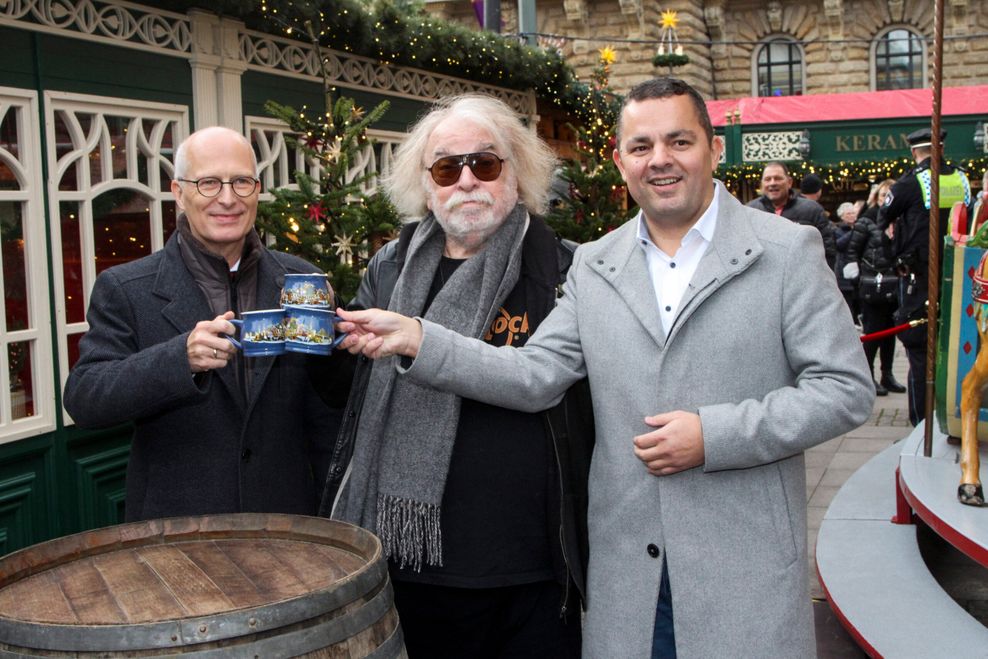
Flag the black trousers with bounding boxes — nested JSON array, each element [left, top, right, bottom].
[[860, 299, 897, 376], [391, 579, 580, 659], [905, 344, 926, 426], [896, 275, 928, 426]]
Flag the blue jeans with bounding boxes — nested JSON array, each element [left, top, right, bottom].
[[651, 558, 676, 659]]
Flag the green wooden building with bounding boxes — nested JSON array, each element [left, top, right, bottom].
[[0, 0, 537, 552]]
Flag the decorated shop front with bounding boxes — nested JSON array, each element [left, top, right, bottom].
[[0, 0, 538, 551], [708, 85, 988, 209]]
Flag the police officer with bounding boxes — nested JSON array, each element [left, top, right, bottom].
[[879, 127, 971, 425]]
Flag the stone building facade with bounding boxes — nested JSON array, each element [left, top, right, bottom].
[[425, 0, 988, 98]]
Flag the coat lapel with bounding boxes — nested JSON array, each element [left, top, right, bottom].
[[668, 187, 764, 343], [245, 252, 290, 409], [155, 237, 213, 335], [587, 223, 666, 348]]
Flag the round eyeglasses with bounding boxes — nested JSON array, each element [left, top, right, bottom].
[[426, 152, 505, 187], [178, 176, 259, 198]]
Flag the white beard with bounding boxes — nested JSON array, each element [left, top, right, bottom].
[[429, 180, 519, 252]]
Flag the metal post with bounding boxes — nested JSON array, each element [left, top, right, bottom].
[[517, 0, 537, 45], [484, 0, 501, 33], [924, 0, 945, 457]]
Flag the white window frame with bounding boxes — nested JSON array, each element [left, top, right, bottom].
[[0, 87, 54, 443], [44, 91, 189, 425], [246, 115, 407, 200]]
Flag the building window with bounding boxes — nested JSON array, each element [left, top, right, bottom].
[[754, 38, 803, 97], [873, 27, 925, 90], [45, 92, 187, 425], [0, 88, 54, 443]]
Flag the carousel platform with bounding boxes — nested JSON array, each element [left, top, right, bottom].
[[816, 418, 988, 657]]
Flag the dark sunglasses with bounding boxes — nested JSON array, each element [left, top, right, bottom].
[[426, 152, 505, 187]]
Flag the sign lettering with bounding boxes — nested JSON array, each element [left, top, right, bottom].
[[835, 133, 911, 152]]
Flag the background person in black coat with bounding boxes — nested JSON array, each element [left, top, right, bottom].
[[64, 127, 342, 521], [747, 162, 837, 269], [847, 179, 906, 397]]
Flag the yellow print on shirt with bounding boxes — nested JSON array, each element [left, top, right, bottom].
[[485, 307, 529, 346]]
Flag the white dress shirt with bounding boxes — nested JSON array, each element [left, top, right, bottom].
[[635, 181, 721, 333]]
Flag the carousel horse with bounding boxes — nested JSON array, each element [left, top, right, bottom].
[[959, 248, 988, 505]]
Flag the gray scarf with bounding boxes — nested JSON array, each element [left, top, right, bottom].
[[334, 205, 528, 570]]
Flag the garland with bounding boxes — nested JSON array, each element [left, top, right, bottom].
[[718, 156, 988, 190], [151, 0, 583, 113]]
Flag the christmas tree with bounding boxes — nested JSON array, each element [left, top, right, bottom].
[[255, 96, 396, 302], [545, 47, 631, 243]]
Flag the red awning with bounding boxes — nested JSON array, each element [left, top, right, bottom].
[[707, 85, 988, 127]]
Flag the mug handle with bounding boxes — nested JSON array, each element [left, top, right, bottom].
[[225, 318, 243, 350], [328, 312, 347, 349]]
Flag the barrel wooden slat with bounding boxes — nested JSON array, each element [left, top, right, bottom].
[[92, 549, 182, 623], [266, 539, 367, 590], [137, 545, 236, 616], [179, 540, 268, 610], [0, 569, 74, 623], [215, 539, 311, 602], [53, 558, 125, 624], [0, 514, 405, 657]]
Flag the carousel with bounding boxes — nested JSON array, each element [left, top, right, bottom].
[[816, 2, 988, 655]]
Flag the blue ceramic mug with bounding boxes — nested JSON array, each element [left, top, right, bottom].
[[227, 309, 287, 357], [280, 273, 332, 308], [283, 305, 347, 355]]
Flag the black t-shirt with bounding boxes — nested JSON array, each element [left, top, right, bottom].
[[391, 256, 554, 588]]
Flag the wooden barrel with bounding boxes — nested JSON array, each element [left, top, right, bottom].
[[0, 513, 405, 657]]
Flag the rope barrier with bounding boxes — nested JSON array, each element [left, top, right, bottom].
[[859, 318, 927, 343]]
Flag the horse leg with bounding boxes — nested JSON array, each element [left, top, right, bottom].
[[959, 354, 987, 506]]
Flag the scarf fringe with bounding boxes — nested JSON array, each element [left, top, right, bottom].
[[377, 494, 443, 571]]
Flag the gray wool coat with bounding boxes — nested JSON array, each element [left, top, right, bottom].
[[64, 233, 339, 521], [402, 183, 874, 658]]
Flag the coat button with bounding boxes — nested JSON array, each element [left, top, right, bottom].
[[241, 449, 252, 462], [647, 543, 660, 558], [332, 465, 343, 476]]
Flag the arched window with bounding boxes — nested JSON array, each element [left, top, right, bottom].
[[873, 27, 925, 90], [754, 38, 804, 97]]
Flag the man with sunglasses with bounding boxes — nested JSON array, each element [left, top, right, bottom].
[[335, 78, 874, 657], [64, 126, 341, 522], [320, 94, 590, 657]]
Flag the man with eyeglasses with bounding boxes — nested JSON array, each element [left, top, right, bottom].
[[333, 79, 874, 657], [64, 126, 342, 523], [319, 94, 590, 657]]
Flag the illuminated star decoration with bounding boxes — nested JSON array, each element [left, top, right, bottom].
[[598, 46, 617, 66], [654, 8, 688, 67], [332, 232, 356, 262], [324, 137, 343, 163]]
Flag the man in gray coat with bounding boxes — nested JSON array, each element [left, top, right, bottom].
[[335, 79, 874, 658], [64, 126, 340, 521]]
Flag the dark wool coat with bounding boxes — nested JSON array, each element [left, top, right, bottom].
[[64, 233, 339, 521]]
